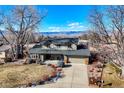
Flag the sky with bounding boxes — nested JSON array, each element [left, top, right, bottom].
[[38, 5, 96, 32], [0, 5, 105, 32]]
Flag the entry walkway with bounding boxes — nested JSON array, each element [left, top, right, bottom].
[[35, 63, 89, 88]]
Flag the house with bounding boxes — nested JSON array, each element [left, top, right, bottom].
[[0, 44, 35, 62], [29, 38, 90, 65], [0, 45, 12, 62]]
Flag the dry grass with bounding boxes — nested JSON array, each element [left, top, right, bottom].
[[102, 63, 124, 88], [0, 64, 54, 88]]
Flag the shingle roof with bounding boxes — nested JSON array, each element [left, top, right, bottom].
[[0, 45, 11, 52], [29, 48, 90, 57], [30, 38, 90, 57], [33, 38, 79, 48]]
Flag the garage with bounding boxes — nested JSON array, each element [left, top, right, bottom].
[[68, 56, 89, 64], [44, 54, 64, 60], [30, 48, 90, 65]]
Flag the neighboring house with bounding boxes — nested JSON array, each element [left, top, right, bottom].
[[29, 38, 90, 65], [0, 44, 36, 62], [0, 45, 11, 61]]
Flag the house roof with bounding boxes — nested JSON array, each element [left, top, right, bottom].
[[29, 48, 90, 57], [0, 45, 11, 52], [30, 38, 90, 57], [24, 44, 36, 49], [33, 38, 79, 48]]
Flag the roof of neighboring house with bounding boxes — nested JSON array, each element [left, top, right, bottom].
[[33, 38, 79, 48], [29, 48, 90, 57], [0, 45, 11, 52], [24, 44, 36, 49]]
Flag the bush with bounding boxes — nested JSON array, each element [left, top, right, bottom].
[[4, 58, 12, 62]]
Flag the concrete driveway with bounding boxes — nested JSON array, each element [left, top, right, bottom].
[[35, 63, 89, 88]]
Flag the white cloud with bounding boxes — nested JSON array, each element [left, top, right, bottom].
[[48, 26, 60, 32], [68, 22, 80, 27], [68, 22, 87, 30], [46, 22, 88, 32]]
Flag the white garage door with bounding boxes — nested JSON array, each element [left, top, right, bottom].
[[69, 57, 83, 64], [69, 57, 88, 64]]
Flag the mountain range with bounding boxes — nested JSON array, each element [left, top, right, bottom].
[[39, 31, 87, 37]]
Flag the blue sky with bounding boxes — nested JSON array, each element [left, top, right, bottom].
[[38, 5, 96, 32], [0, 5, 105, 32]]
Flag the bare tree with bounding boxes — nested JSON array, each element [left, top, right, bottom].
[[89, 6, 124, 77], [88, 30, 101, 46], [0, 6, 45, 59]]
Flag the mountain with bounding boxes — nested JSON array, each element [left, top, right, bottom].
[[39, 31, 87, 37]]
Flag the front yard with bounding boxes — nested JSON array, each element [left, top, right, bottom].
[[102, 63, 124, 88], [0, 64, 55, 88]]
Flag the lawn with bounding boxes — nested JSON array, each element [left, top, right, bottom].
[[0, 64, 55, 88], [102, 63, 124, 88]]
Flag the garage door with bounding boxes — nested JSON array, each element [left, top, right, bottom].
[[69, 57, 88, 64]]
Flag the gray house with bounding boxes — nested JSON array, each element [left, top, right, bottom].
[[29, 38, 90, 65]]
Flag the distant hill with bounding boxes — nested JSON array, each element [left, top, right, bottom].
[[39, 31, 88, 37]]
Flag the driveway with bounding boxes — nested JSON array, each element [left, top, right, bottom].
[[35, 63, 89, 88]]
